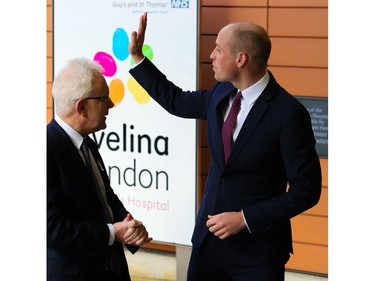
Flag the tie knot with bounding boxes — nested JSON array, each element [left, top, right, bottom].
[[81, 137, 88, 150], [81, 138, 90, 164], [233, 90, 242, 101], [231, 91, 242, 111]]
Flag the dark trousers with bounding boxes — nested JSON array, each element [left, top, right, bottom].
[[47, 257, 131, 281], [187, 233, 285, 281]]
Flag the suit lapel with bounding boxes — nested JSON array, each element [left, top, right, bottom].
[[50, 119, 87, 170], [50, 119, 102, 198], [227, 76, 277, 165], [228, 98, 269, 163]]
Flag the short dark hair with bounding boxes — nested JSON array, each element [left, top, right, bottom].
[[230, 26, 271, 72]]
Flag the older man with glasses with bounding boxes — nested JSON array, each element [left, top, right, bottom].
[[47, 57, 152, 281]]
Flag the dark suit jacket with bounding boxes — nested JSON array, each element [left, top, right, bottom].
[[130, 58, 322, 266], [47, 119, 137, 281]]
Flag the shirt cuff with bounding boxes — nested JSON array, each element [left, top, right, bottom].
[[107, 224, 115, 245], [241, 209, 251, 233], [132, 57, 146, 69]]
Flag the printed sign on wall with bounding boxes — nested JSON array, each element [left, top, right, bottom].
[[54, 0, 198, 245], [297, 97, 328, 158]]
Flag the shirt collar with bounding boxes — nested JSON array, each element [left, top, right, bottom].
[[241, 71, 270, 106], [55, 115, 84, 150]]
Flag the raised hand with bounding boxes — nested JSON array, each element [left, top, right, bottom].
[[129, 12, 148, 64]]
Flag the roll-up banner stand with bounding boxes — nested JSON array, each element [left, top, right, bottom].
[[53, 0, 198, 246]]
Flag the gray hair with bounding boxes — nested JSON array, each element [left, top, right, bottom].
[[52, 57, 104, 116]]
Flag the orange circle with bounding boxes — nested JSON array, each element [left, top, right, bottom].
[[109, 78, 125, 107]]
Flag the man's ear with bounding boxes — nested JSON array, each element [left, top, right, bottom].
[[237, 52, 248, 67], [75, 99, 88, 117]]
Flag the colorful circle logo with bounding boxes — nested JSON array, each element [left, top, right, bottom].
[[93, 28, 154, 107]]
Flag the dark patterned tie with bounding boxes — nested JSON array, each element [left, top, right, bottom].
[[81, 138, 113, 223], [81, 138, 122, 277], [222, 91, 242, 163]]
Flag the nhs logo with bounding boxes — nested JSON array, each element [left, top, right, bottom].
[[171, 0, 189, 8]]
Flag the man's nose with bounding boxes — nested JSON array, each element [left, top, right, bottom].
[[209, 49, 216, 60], [108, 97, 115, 109]]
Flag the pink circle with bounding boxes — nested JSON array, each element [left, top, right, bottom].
[[94, 51, 117, 77]]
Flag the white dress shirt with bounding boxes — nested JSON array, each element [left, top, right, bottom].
[[223, 71, 270, 143]]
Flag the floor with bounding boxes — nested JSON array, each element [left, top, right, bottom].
[[131, 272, 328, 281], [126, 248, 328, 281], [285, 271, 327, 281]]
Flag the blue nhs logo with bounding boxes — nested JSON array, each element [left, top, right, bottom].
[[171, 0, 189, 8]]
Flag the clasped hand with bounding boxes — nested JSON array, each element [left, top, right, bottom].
[[114, 213, 153, 246]]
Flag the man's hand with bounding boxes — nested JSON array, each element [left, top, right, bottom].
[[206, 211, 246, 240], [113, 213, 153, 246], [129, 12, 148, 64]]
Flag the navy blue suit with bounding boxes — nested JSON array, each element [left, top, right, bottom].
[[47, 119, 137, 281], [130, 58, 321, 274]]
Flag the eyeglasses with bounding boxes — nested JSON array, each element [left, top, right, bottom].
[[83, 95, 110, 102]]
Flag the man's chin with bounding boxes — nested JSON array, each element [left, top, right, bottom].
[[98, 123, 107, 131], [213, 72, 226, 82]]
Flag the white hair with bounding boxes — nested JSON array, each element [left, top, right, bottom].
[[52, 57, 104, 116]]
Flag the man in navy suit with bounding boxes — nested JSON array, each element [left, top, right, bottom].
[[128, 13, 322, 281], [47, 57, 152, 281]]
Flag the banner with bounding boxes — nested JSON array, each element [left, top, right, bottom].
[[54, 0, 198, 245]]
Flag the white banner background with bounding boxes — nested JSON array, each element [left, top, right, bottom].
[[54, 0, 198, 245]]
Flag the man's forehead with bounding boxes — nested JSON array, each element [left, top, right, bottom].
[[216, 28, 232, 46]]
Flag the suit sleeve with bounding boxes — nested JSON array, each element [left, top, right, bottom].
[[243, 103, 322, 235], [130, 57, 209, 119]]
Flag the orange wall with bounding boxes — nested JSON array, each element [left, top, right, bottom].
[[46, 0, 53, 122], [198, 0, 328, 275], [47, 0, 328, 275]]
